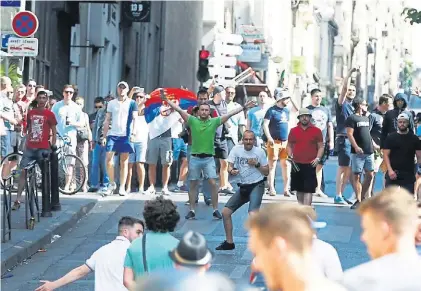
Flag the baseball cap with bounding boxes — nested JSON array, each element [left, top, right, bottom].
[[169, 231, 213, 267], [274, 88, 290, 100], [398, 113, 409, 121], [212, 85, 225, 96], [117, 81, 129, 89], [36, 89, 49, 96]]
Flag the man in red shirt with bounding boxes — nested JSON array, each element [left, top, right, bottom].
[[12, 90, 57, 210], [287, 108, 324, 206]]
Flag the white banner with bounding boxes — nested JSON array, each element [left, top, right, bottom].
[[238, 44, 262, 62]]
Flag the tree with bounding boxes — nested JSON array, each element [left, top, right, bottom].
[[402, 8, 421, 24]]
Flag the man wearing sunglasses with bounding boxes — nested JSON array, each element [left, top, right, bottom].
[[35, 216, 144, 291]]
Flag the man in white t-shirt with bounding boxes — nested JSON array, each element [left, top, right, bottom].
[[35, 216, 144, 291], [225, 86, 246, 151], [216, 130, 269, 251], [102, 81, 138, 196]]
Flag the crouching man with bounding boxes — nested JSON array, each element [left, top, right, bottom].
[[216, 130, 269, 250]]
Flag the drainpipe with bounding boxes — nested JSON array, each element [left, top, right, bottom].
[[28, 0, 36, 79], [85, 3, 91, 98]]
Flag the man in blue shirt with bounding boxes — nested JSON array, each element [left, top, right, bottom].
[[263, 89, 298, 196], [247, 91, 271, 147], [334, 68, 357, 205]]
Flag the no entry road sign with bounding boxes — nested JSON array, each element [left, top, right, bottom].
[[12, 11, 39, 38]]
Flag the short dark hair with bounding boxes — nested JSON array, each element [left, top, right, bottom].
[[198, 103, 211, 110], [352, 97, 365, 110], [94, 96, 105, 104], [118, 216, 144, 232], [310, 88, 321, 96], [242, 130, 255, 139], [143, 196, 180, 232], [378, 94, 392, 105], [63, 84, 74, 91], [197, 88, 208, 97]]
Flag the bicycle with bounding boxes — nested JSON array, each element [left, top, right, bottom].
[[0, 133, 87, 195]]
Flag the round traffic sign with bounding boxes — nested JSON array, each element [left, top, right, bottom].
[[12, 11, 39, 38]]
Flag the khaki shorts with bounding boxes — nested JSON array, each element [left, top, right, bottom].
[[266, 140, 288, 161], [374, 155, 384, 173]]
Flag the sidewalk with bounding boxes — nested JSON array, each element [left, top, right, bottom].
[[1, 193, 100, 274]]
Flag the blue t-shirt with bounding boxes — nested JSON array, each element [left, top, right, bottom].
[[264, 105, 290, 141], [335, 99, 354, 135], [248, 106, 267, 137], [416, 125, 421, 137]]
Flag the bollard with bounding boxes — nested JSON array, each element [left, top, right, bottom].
[[41, 152, 52, 217], [50, 145, 61, 211]]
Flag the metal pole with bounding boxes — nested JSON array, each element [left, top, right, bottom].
[[41, 152, 52, 217], [50, 145, 61, 211]]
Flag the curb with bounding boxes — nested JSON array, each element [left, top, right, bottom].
[[1, 200, 97, 274]]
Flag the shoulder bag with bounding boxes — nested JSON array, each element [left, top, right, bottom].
[[142, 234, 149, 273]]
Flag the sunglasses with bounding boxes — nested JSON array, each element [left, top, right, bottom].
[[27, 84, 35, 87], [118, 85, 127, 89], [64, 91, 74, 94]]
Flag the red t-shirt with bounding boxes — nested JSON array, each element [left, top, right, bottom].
[[186, 105, 218, 145], [26, 108, 57, 149], [288, 124, 323, 164]]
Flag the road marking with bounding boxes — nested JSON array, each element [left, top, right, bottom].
[[229, 265, 248, 279]]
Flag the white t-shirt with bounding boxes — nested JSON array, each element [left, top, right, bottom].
[[107, 98, 138, 137], [131, 114, 149, 142], [85, 236, 130, 291], [342, 253, 421, 291], [312, 238, 343, 281], [227, 145, 268, 184], [226, 102, 246, 144]]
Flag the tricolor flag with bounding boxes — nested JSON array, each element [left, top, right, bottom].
[[144, 88, 197, 139]]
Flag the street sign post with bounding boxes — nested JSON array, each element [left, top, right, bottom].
[[12, 11, 39, 38], [7, 37, 38, 57], [211, 33, 243, 84]]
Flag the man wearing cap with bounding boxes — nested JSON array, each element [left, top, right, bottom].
[[383, 112, 421, 193], [169, 231, 213, 272], [102, 81, 138, 196], [263, 88, 299, 197], [287, 108, 324, 206], [345, 97, 376, 210], [209, 85, 235, 195]]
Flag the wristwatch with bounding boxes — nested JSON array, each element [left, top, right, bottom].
[[255, 162, 261, 168]]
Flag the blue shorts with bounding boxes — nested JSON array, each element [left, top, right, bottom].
[[129, 141, 147, 163], [172, 138, 187, 160], [225, 180, 265, 213], [336, 136, 351, 167], [20, 148, 51, 168], [106, 136, 133, 154], [351, 153, 374, 174], [1, 130, 13, 158], [188, 156, 217, 181]]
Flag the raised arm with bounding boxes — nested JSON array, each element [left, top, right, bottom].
[[220, 100, 256, 124], [160, 89, 190, 122], [338, 68, 357, 105]]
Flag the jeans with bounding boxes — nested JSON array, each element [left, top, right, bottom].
[[186, 146, 211, 200], [90, 143, 109, 188]]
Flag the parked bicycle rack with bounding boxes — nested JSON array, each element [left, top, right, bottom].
[[2, 174, 13, 242], [24, 161, 40, 230]]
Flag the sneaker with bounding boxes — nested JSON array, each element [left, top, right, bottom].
[[161, 188, 170, 196], [185, 210, 196, 220], [334, 196, 347, 205], [350, 200, 360, 210], [185, 199, 199, 205], [219, 188, 235, 195], [144, 187, 156, 195], [118, 188, 127, 196], [173, 185, 188, 192], [213, 209, 222, 220], [88, 187, 99, 193], [343, 197, 353, 205], [216, 240, 235, 250], [103, 182, 116, 196], [315, 191, 329, 198]]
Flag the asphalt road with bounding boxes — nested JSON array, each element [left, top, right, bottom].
[[2, 158, 379, 291]]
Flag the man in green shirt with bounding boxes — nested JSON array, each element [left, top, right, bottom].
[[161, 90, 256, 220]]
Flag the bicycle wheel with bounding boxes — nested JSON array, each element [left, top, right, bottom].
[[58, 154, 86, 195], [0, 152, 23, 188]]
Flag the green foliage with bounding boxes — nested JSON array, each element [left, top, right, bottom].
[[402, 8, 421, 24], [0, 63, 22, 87]]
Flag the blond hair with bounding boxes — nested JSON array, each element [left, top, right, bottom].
[[358, 186, 418, 235], [246, 203, 314, 253]]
